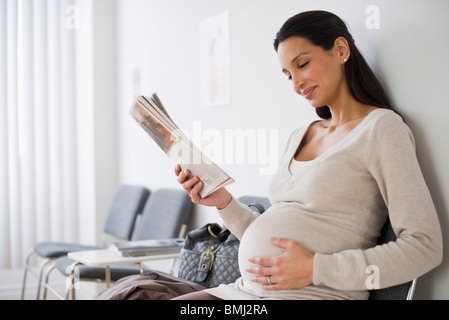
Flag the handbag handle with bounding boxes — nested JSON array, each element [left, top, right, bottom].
[[207, 224, 222, 239]]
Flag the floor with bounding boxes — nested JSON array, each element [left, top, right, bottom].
[[1, 257, 176, 300], [0, 267, 103, 300]]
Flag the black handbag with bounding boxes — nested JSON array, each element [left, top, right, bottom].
[[178, 223, 241, 288]]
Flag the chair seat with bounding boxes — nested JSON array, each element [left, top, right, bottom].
[[54, 256, 151, 282], [34, 242, 101, 259], [368, 281, 412, 300]]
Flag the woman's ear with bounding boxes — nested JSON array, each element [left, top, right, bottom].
[[334, 36, 350, 63]]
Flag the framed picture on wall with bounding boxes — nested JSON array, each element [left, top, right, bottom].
[[200, 10, 231, 108]]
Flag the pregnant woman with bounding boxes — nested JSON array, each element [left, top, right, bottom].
[[174, 10, 442, 300]]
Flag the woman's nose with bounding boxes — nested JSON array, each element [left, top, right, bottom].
[[292, 75, 305, 96]]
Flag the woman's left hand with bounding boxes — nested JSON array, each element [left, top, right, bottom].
[[246, 237, 314, 290]]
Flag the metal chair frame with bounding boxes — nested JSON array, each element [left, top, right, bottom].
[[42, 189, 192, 300], [20, 185, 150, 299]]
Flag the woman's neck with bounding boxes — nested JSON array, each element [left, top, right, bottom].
[[325, 89, 375, 129]]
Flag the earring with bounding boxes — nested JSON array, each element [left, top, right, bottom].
[[343, 58, 347, 62]]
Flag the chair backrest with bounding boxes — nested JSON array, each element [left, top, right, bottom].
[[237, 196, 272, 213], [133, 188, 193, 240], [368, 218, 416, 300], [103, 185, 150, 241]]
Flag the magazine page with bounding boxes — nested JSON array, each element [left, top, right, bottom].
[[129, 93, 235, 197], [129, 99, 176, 153], [141, 94, 179, 133], [148, 93, 172, 122], [167, 137, 235, 197], [114, 238, 185, 250], [110, 238, 185, 257]]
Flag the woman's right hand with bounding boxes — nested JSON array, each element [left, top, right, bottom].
[[174, 164, 232, 209]]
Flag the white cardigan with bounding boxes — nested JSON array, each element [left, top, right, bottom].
[[206, 109, 442, 300]]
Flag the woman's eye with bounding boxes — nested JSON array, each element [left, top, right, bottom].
[[299, 61, 309, 69], [284, 73, 292, 81]]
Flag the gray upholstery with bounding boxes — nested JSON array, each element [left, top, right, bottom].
[[34, 185, 150, 258], [134, 189, 193, 240], [22, 185, 150, 300], [103, 185, 152, 240], [34, 242, 100, 259], [237, 196, 272, 213], [54, 257, 147, 281], [53, 188, 193, 283]]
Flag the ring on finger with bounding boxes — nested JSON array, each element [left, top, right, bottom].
[[267, 275, 272, 285]]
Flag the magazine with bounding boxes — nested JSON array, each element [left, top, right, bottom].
[[130, 93, 235, 197], [110, 238, 186, 257]]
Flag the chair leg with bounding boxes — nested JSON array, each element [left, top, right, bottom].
[[407, 278, 417, 300], [21, 248, 55, 300], [67, 261, 81, 300], [36, 258, 52, 299], [42, 262, 65, 300], [21, 248, 36, 300], [135, 262, 145, 275], [21, 248, 43, 300], [168, 258, 178, 276], [42, 262, 54, 300]]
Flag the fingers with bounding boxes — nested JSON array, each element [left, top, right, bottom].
[[245, 239, 288, 289], [174, 164, 182, 176], [189, 178, 203, 203], [247, 267, 295, 291], [175, 166, 203, 203], [176, 167, 190, 183], [247, 255, 275, 267], [246, 238, 314, 291], [248, 275, 289, 290], [270, 237, 295, 250], [245, 264, 275, 287], [256, 278, 294, 291], [245, 259, 279, 288], [245, 264, 272, 277], [250, 275, 274, 285], [251, 275, 287, 290]]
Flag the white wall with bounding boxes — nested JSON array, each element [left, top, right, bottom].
[[91, 0, 119, 245], [115, 0, 449, 299]]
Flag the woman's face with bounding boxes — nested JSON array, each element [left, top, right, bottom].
[[277, 36, 347, 108]]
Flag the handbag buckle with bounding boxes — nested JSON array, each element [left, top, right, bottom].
[[199, 250, 215, 271]]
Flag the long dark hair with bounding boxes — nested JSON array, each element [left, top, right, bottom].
[[274, 10, 399, 120]]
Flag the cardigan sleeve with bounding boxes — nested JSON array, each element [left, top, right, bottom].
[[313, 113, 443, 291], [217, 196, 260, 240]]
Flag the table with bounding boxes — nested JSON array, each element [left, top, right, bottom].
[[66, 248, 180, 299]]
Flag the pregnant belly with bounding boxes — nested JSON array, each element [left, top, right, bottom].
[[237, 203, 335, 293]]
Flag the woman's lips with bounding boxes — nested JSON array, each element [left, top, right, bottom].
[[302, 86, 317, 100]]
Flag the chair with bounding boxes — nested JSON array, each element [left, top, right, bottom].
[[44, 188, 193, 299], [368, 218, 417, 300], [21, 185, 150, 300], [237, 195, 272, 213]]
